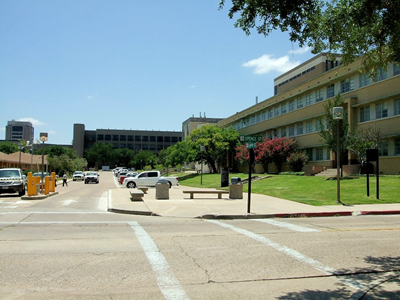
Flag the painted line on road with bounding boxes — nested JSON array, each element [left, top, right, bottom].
[[255, 219, 320, 232], [128, 221, 189, 300], [207, 220, 365, 291], [98, 191, 108, 211]]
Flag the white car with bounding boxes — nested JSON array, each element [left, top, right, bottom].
[[73, 171, 84, 181], [84, 172, 99, 184]]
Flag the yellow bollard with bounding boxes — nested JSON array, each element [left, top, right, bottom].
[[44, 176, 50, 195], [27, 172, 36, 196]]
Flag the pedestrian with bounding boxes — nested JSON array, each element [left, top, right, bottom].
[[63, 172, 68, 187]]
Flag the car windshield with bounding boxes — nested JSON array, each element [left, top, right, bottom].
[[86, 172, 97, 176], [0, 170, 20, 178], [74, 172, 83, 175]]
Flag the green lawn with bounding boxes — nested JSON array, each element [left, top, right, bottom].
[[179, 173, 400, 206]]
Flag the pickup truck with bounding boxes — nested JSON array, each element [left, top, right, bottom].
[[122, 171, 179, 188]]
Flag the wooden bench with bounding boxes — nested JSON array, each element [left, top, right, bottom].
[[138, 187, 148, 194], [130, 190, 144, 201], [183, 190, 229, 199]]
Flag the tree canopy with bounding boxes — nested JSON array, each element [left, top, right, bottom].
[[219, 0, 400, 73]]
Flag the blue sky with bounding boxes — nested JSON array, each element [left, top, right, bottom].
[[0, 1, 313, 145]]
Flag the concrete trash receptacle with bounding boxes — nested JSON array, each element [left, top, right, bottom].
[[156, 179, 169, 200], [229, 177, 243, 199]]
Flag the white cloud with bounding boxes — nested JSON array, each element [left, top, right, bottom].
[[190, 85, 196, 89], [87, 95, 94, 100], [243, 54, 300, 74], [16, 118, 46, 126], [289, 46, 311, 55]]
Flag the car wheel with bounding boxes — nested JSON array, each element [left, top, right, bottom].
[[168, 181, 172, 188], [19, 189, 25, 196], [127, 182, 136, 188]]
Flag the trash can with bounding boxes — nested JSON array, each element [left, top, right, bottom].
[[156, 178, 169, 200], [229, 177, 243, 199]]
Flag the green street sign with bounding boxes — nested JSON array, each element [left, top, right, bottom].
[[239, 135, 263, 149]]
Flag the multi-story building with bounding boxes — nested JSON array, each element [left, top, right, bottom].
[[73, 124, 183, 157], [5, 120, 34, 144], [219, 53, 400, 175], [182, 113, 224, 140]]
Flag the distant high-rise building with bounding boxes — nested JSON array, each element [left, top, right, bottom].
[[5, 120, 34, 144]]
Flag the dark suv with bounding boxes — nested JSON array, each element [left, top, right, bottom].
[[0, 168, 25, 196]]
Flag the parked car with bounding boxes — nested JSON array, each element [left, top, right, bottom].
[[0, 168, 25, 196], [84, 172, 99, 184], [122, 171, 178, 188], [32, 172, 50, 179], [73, 171, 85, 181], [119, 172, 138, 184]]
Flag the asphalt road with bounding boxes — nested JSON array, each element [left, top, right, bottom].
[[0, 172, 399, 299]]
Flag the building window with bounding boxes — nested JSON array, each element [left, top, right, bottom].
[[376, 102, 388, 119], [165, 137, 171, 142], [128, 135, 133, 141], [281, 103, 287, 114], [289, 100, 295, 112], [395, 138, 400, 155], [105, 135, 111, 141], [394, 63, 400, 76], [360, 106, 370, 122], [306, 121, 314, 133], [297, 123, 303, 135], [135, 135, 141, 141], [262, 111, 267, 121], [316, 148, 324, 160], [305, 148, 313, 161], [268, 109, 273, 119], [305, 93, 313, 106], [281, 127, 287, 137], [360, 73, 372, 87], [289, 125, 295, 137], [316, 89, 323, 102], [172, 136, 178, 142], [378, 140, 388, 156], [340, 77, 354, 93], [274, 106, 280, 117], [375, 67, 387, 81], [150, 136, 156, 142], [256, 114, 261, 123], [297, 97, 304, 109], [112, 135, 119, 141], [97, 134, 104, 141], [120, 135, 126, 141], [394, 99, 400, 115], [327, 84, 335, 98]]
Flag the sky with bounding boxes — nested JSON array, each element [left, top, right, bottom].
[[0, 1, 314, 145]]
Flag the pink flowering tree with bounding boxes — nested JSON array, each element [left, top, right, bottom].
[[262, 138, 297, 173]]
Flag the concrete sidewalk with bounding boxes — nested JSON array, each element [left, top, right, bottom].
[[108, 185, 400, 219]]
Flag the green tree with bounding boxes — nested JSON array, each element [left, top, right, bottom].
[[186, 125, 239, 173], [0, 141, 18, 154], [84, 142, 115, 167], [114, 148, 136, 168], [287, 151, 309, 172], [219, 0, 400, 74], [347, 125, 382, 164], [133, 150, 157, 170], [318, 94, 349, 175]]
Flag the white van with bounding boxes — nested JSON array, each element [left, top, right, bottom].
[[0, 168, 25, 196]]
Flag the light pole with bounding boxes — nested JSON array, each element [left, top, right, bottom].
[[40, 133, 48, 194], [333, 107, 344, 205], [200, 145, 205, 185]]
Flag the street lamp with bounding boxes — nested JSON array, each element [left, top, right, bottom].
[[40, 133, 48, 194], [333, 107, 344, 204]]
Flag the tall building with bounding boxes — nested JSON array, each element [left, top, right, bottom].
[[219, 53, 400, 175], [182, 113, 224, 140], [73, 124, 183, 158], [5, 120, 34, 144]]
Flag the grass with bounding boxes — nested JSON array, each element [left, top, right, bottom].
[[179, 173, 400, 206]]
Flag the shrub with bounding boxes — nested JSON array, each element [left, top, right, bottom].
[[287, 152, 309, 172]]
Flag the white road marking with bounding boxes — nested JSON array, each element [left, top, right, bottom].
[[255, 219, 320, 232], [207, 220, 365, 290], [62, 200, 77, 206], [98, 191, 108, 211], [128, 221, 189, 300]]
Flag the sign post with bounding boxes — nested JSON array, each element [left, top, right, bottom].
[[239, 135, 263, 213]]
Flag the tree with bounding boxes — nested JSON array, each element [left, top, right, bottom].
[[235, 144, 256, 173], [287, 151, 309, 172], [263, 138, 297, 173], [186, 125, 239, 173], [133, 150, 157, 170], [114, 148, 136, 168], [84, 142, 114, 167], [347, 125, 382, 164], [318, 94, 349, 175], [0, 141, 18, 154], [255, 137, 272, 173], [219, 0, 400, 74]]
